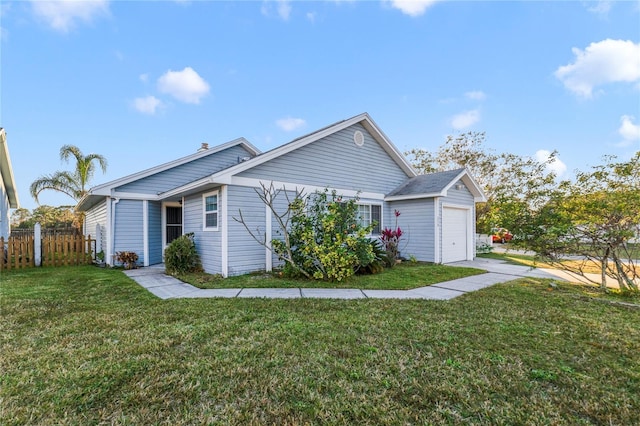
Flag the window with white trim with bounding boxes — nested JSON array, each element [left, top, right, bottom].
[[203, 191, 219, 231], [357, 204, 381, 235]]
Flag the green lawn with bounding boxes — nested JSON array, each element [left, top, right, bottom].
[[1, 266, 639, 425], [176, 262, 486, 290]]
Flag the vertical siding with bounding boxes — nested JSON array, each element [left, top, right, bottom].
[[114, 200, 145, 266], [389, 199, 435, 262], [148, 201, 162, 265], [237, 123, 410, 194], [227, 185, 267, 276], [183, 189, 222, 275], [116, 145, 254, 195], [84, 198, 108, 256], [0, 179, 9, 239]]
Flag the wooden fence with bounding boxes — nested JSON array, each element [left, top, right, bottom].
[[0, 234, 95, 271]]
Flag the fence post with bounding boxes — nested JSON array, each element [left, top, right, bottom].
[[34, 222, 42, 267]]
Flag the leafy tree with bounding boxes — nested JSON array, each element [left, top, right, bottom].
[[11, 205, 78, 229], [406, 132, 558, 233], [30, 144, 107, 203], [516, 153, 639, 292]]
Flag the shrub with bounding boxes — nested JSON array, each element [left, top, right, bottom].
[[115, 251, 138, 270], [165, 233, 203, 275], [380, 209, 403, 268], [272, 189, 375, 281]]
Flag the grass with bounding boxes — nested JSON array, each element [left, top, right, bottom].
[[2, 266, 639, 425], [176, 262, 487, 290]]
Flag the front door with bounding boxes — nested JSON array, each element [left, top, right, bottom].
[[165, 205, 183, 247]]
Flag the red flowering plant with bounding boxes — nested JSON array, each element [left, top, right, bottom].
[[380, 209, 403, 267]]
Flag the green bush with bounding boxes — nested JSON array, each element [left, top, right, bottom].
[[272, 189, 377, 281], [164, 233, 203, 275]]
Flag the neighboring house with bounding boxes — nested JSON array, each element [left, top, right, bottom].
[[0, 128, 20, 239], [77, 113, 485, 276]]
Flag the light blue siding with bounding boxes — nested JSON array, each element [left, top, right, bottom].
[[443, 179, 475, 205], [227, 185, 267, 276], [238, 123, 409, 194], [114, 200, 144, 266], [184, 189, 222, 275], [389, 199, 436, 262], [116, 145, 253, 195], [0, 180, 9, 239], [84, 198, 108, 255], [148, 201, 162, 265]]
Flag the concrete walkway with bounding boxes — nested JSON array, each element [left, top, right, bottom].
[[123, 258, 561, 300]]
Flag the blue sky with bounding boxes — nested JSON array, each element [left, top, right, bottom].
[[2, 0, 639, 210]]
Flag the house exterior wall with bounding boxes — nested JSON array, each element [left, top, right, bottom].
[[183, 189, 223, 275], [113, 199, 145, 265], [116, 145, 254, 195], [227, 185, 268, 276], [0, 178, 9, 239], [148, 201, 163, 265], [389, 198, 436, 262], [237, 123, 409, 194], [84, 197, 108, 255]]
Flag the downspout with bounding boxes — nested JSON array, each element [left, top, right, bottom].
[[109, 197, 120, 266]]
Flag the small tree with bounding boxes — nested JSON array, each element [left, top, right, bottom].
[[516, 153, 639, 292]]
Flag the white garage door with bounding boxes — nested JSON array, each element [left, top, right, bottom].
[[442, 207, 468, 263]]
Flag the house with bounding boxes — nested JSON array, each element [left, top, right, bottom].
[[77, 113, 485, 276], [0, 128, 20, 239]]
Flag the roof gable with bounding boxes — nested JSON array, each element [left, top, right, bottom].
[[386, 168, 486, 202], [87, 137, 259, 196], [159, 113, 418, 200], [213, 112, 417, 181]]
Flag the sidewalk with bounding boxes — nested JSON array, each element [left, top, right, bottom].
[[123, 258, 561, 300]]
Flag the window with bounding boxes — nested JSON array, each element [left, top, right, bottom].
[[203, 191, 218, 230], [357, 204, 381, 235]]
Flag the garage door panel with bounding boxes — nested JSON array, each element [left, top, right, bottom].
[[442, 207, 468, 263]]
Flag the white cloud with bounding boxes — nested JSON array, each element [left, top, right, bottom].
[[618, 115, 640, 145], [31, 0, 109, 33], [261, 0, 292, 21], [276, 117, 306, 132], [535, 150, 567, 177], [139, 73, 149, 83], [586, 1, 611, 17], [388, 0, 439, 17], [133, 96, 163, 115], [157, 67, 210, 104], [450, 109, 480, 130], [465, 90, 486, 101], [306, 11, 317, 23], [554, 39, 640, 98]]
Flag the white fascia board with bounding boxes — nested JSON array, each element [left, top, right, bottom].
[[385, 192, 444, 202], [86, 137, 258, 195], [0, 129, 19, 208], [229, 176, 386, 200], [110, 191, 159, 200]]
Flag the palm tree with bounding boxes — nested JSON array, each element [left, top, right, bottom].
[[30, 144, 108, 204]]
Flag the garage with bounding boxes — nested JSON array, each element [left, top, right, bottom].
[[441, 206, 470, 263]]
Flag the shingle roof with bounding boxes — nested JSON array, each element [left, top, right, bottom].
[[386, 168, 466, 197]]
